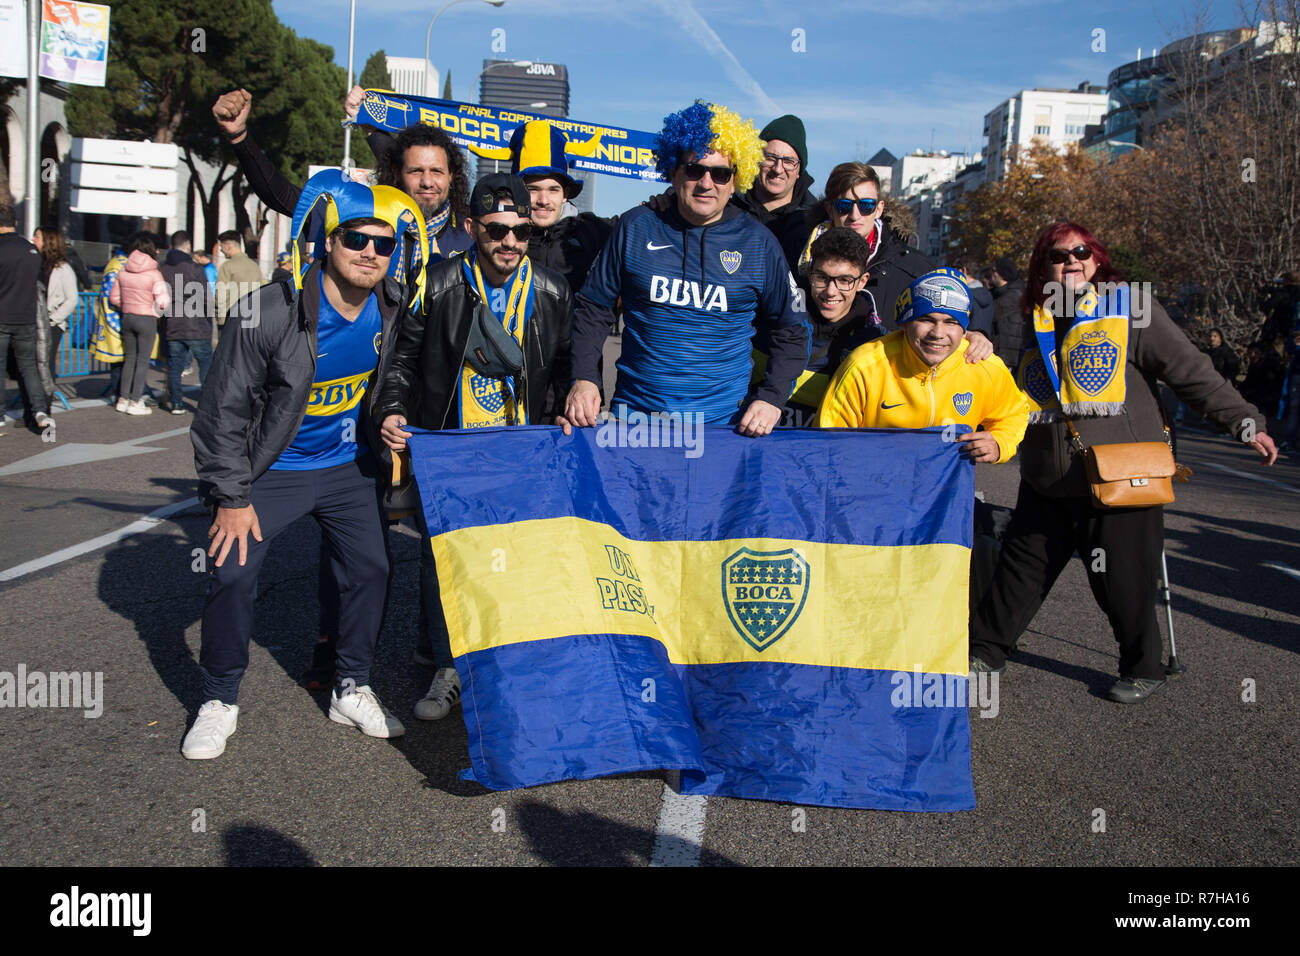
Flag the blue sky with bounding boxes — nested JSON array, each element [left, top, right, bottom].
[[270, 0, 1243, 216]]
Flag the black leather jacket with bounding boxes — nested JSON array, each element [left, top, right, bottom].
[[373, 255, 574, 429], [192, 262, 410, 508]]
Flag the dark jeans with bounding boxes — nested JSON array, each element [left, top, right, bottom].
[[167, 338, 213, 410], [969, 480, 1166, 680], [414, 505, 453, 668], [0, 323, 50, 417], [120, 313, 157, 402], [199, 456, 389, 704]]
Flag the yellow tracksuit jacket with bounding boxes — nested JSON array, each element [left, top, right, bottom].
[[816, 330, 1030, 463]]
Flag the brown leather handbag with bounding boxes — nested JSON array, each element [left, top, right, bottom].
[[1067, 421, 1188, 508]]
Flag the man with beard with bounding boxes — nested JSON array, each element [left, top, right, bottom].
[[374, 174, 575, 722], [470, 120, 612, 296], [185, 182, 418, 758]]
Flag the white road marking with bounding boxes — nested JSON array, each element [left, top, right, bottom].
[[1182, 458, 1300, 494], [1262, 561, 1300, 583], [650, 772, 707, 867], [0, 426, 192, 477], [0, 497, 201, 582]]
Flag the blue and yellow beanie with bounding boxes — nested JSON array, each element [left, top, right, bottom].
[[895, 268, 973, 329], [469, 120, 603, 198]]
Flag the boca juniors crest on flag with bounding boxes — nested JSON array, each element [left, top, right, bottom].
[[723, 548, 809, 652], [408, 426, 976, 811]]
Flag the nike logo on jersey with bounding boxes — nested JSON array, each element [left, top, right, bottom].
[[649, 275, 729, 312], [646, 241, 672, 251], [881, 402, 904, 409]]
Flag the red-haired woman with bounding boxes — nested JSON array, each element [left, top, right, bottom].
[[968, 222, 1277, 703]]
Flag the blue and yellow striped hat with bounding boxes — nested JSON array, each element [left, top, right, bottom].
[[469, 120, 602, 198], [896, 267, 973, 329], [290, 169, 429, 309]]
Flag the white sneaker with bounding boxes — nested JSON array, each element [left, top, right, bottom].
[[414, 667, 462, 721], [182, 700, 238, 759], [35, 411, 54, 431], [329, 684, 405, 738], [126, 399, 152, 416], [115, 397, 128, 412]]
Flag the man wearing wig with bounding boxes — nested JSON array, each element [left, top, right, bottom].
[[565, 101, 810, 435], [185, 173, 425, 758]]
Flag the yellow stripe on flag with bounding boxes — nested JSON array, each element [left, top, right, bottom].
[[432, 516, 969, 674]]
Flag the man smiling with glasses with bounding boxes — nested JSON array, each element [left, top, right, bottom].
[[566, 101, 810, 437], [753, 227, 882, 426]]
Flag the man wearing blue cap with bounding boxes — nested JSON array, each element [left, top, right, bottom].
[[185, 176, 423, 759], [818, 267, 1028, 465]]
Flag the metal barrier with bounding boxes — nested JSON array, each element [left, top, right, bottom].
[[55, 292, 113, 379]]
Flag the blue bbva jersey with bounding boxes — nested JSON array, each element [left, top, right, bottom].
[[580, 204, 809, 422], [271, 280, 383, 471]]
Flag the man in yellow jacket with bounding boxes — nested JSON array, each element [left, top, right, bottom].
[[817, 267, 1028, 463]]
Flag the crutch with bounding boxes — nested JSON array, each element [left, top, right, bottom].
[[1159, 547, 1186, 675]]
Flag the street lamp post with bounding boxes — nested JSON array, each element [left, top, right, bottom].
[[425, 0, 507, 97], [342, 0, 357, 170]]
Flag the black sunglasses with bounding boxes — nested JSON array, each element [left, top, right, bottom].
[[1048, 244, 1093, 264], [834, 197, 880, 217], [481, 221, 534, 242], [681, 163, 735, 185], [338, 230, 397, 256]]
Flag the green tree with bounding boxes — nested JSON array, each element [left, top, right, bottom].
[[64, 0, 352, 252], [442, 70, 453, 100]]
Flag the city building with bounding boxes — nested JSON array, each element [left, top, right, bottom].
[[476, 58, 594, 214], [892, 150, 978, 260], [1080, 26, 1289, 161], [982, 83, 1106, 181], [384, 56, 439, 98], [864, 148, 896, 196]]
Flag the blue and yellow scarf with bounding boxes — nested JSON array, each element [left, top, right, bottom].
[[456, 248, 533, 428], [1016, 283, 1130, 423], [426, 203, 452, 259]]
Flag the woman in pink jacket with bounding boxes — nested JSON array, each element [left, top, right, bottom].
[[109, 233, 170, 415]]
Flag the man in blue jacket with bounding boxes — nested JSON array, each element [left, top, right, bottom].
[[564, 100, 809, 436]]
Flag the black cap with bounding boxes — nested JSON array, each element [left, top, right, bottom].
[[470, 173, 532, 218], [994, 256, 1020, 282]]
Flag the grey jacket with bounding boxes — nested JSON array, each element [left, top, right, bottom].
[[192, 263, 408, 509], [1019, 298, 1266, 498]]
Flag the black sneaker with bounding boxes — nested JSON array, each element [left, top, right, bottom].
[[1107, 677, 1167, 704], [969, 655, 1005, 675], [300, 636, 337, 691]]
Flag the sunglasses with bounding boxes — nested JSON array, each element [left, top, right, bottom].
[[480, 221, 534, 242], [681, 163, 735, 185], [834, 197, 880, 217], [338, 230, 397, 256], [1048, 244, 1093, 264]]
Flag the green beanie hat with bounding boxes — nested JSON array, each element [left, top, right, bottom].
[[759, 114, 808, 171]]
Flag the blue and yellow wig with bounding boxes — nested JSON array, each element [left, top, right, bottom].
[[653, 100, 765, 192], [290, 170, 429, 310]]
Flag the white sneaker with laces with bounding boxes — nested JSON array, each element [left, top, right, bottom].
[[115, 397, 128, 412], [414, 667, 462, 721], [329, 684, 405, 737], [182, 700, 238, 759], [126, 399, 152, 416]]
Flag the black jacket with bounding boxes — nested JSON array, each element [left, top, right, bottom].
[[159, 249, 213, 341], [231, 131, 472, 256], [990, 277, 1027, 363], [527, 212, 614, 296], [373, 255, 574, 429], [1205, 342, 1240, 383], [0, 232, 41, 325], [192, 263, 409, 508]]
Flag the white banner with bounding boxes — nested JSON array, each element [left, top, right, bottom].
[[0, 0, 28, 79]]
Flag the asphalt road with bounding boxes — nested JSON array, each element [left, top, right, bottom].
[[1, 367, 1297, 867]]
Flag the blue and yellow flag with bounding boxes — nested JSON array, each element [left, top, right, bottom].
[[409, 426, 976, 811]]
